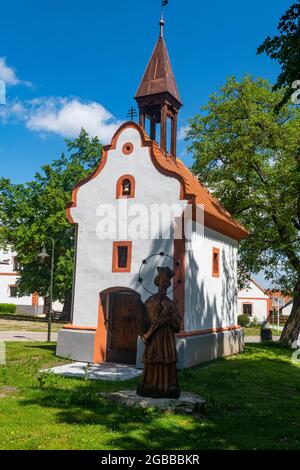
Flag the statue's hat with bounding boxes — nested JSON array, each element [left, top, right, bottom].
[[157, 266, 175, 280]]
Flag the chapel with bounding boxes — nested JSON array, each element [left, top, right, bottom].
[[57, 18, 248, 367]]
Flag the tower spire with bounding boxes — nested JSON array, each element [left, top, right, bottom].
[[135, 16, 182, 158]]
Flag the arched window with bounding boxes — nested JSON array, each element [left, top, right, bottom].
[[212, 247, 220, 278], [116, 175, 135, 199], [122, 179, 131, 197]]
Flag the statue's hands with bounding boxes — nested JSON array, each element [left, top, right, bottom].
[[161, 300, 174, 316], [141, 334, 149, 345], [157, 312, 170, 326]]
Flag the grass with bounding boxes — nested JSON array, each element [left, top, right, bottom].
[[0, 314, 65, 332], [244, 327, 281, 337], [0, 342, 299, 450], [0, 318, 64, 332], [0, 311, 45, 320]]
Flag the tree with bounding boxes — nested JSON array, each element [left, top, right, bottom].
[[257, 2, 300, 106], [187, 76, 300, 345], [0, 129, 102, 320]]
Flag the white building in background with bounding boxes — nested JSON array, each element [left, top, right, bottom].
[[280, 300, 293, 317], [0, 247, 42, 315], [238, 279, 270, 323]]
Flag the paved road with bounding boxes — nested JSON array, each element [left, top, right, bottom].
[[0, 331, 58, 342]]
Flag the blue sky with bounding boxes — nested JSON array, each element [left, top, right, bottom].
[[0, 0, 292, 287]]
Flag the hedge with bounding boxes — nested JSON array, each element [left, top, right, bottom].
[[0, 303, 17, 313], [237, 314, 250, 327]]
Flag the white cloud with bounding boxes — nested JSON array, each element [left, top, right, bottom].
[[0, 57, 31, 87], [178, 125, 189, 141], [0, 100, 27, 123], [0, 97, 123, 143]]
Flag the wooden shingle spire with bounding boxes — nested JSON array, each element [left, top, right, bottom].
[[135, 18, 182, 106], [135, 17, 182, 157]]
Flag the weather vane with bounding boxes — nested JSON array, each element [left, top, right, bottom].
[[127, 107, 137, 122]]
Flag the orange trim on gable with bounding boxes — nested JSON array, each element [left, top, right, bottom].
[[66, 121, 249, 242], [112, 241, 132, 273]]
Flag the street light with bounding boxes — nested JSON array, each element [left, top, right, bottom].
[[38, 238, 55, 342]]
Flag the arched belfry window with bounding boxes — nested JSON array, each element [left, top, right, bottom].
[[116, 175, 135, 199], [122, 179, 131, 196]]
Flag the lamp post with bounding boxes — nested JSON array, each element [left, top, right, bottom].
[[38, 238, 55, 342], [277, 297, 280, 334]]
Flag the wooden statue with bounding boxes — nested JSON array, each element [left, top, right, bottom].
[[137, 266, 181, 399]]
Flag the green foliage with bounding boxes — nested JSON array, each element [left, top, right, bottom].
[[187, 76, 300, 293], [0, 341, 299, 449], [0, 303, 16, 313], [237, 314, 250, 328], [257, 3, 300, 105], [0, 129, 102, 304], [249, 317, 259, 328]]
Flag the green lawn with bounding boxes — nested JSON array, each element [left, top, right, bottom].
[[244, 327, 281, 337], [0, 313, 65, 332], [0, 342, 299, 450], [0, 318, 64, 332]]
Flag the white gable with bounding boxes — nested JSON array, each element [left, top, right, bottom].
[[238, 279, 269, 299]]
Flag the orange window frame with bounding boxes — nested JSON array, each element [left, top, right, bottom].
[[212, 247, 220, 278], [112, 241, 132, 273], [116, 174, 135, 199]]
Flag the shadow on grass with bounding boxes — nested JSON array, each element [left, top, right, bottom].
[[15, 343, 300, 450], [22, 343, 57, 352]]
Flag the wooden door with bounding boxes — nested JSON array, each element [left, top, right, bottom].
[[106, 291, 142, 364]]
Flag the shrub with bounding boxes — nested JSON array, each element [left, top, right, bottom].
[[237, 314, 250, 327], [249, 316, 259, 327], [0, 303, 16, 313]]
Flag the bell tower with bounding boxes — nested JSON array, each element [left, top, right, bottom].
[[135, 17, 182, 158]]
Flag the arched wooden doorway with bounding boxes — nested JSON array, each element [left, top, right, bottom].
[[101, 288, 145, 365]]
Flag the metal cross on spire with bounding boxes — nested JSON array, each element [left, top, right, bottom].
[[127, 107, 137, 122], [160, 1, 168, 38]]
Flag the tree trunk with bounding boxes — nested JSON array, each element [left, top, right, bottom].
[[43, 296, 50, 319], [61, 294, 72, 322], [280, 277, 300, 346]]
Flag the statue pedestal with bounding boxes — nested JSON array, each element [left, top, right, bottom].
[[100, 390, 206, 416]]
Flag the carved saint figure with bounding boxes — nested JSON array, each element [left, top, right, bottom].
[[137, 266, 181, 399]]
